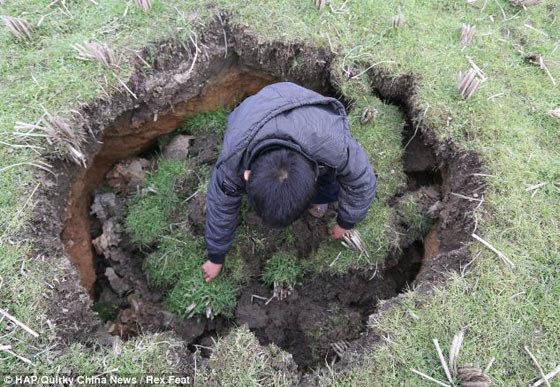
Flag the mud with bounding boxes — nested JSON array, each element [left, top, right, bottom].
[[26, 14, 486, 380]]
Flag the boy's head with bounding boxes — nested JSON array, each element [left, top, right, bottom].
[[245, 148, 317, 228]]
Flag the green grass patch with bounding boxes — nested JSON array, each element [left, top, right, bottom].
[[197, 326, 296, 386], [125, 159, 191, 245], [145, 233, 238, 319], [167, 266, 238, 319], [92, 300, 120, 322], [178, 107, 229, 136], [262, 250, 302, 287], [143, 233, 203, 287], [395, 193, 433, 242]]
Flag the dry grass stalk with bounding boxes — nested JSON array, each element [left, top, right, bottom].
[[0, 161, 54, 175], [548, 108, 560, 120], [457, 69, 483, 100], [472, 233, 515, 269], [410, 368, 451, 387], [72, 41, 118, 68], [331, 340, 350, 358], [341, 230, 370, 258], [315, 0, 328, 10], [460, 24, 476, 45], [273, 281, 293, 301], [360, 107, 378, 124], [0, 346, 34, 366], [0, 308, 39, 337], [391, 14, 405, 28], [433, 339, 454, 384], [484, 357, 496, 374], [14, 109, 86, 167], [533, 364, 560, 387], [1, 16, 33, 41], [449, 330, 464, 377], [526, 53, 556, 86], [466, 56, 487, 80], [135, 0, 152, 12], [510, 0, 541, 7], [525, 346, 551, 387]]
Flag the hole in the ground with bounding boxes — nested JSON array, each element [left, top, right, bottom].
[[43, 19, 483, 375], [79, 99, 439, 369], [85, 118, 434, 368]]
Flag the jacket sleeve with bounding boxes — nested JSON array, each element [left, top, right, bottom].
[[204, 166, 242, 265], [335, 136, 377, 229]]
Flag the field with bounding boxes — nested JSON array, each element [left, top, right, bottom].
[[0, 0, 559, 386]]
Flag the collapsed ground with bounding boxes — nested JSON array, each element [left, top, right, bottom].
[[31, 23, 484, 374], [86, 107, 444, 368]]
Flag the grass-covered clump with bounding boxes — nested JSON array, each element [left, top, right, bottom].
[[167, 267, 238, 319], [262, 251, 302, 288], [196, 326, 298, 386], [262, 251, 302, 300], [125, 155, 238, 319], [179, 107, 229, 135], [144, 233, 238, 319], [125, 159, 190, 245], [143, 233, 203, 287], [396, 194, 432, 242]]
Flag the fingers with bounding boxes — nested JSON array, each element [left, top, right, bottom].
[[201, 264, 211, 282]]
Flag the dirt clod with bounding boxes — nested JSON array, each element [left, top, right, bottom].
[[106, 158, 152, 195], [162, 135, 194, 160]]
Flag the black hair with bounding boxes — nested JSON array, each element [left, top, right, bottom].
[[247, 148, 317, 228]]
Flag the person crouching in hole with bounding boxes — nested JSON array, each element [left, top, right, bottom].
[[201, 82, 376, 282]]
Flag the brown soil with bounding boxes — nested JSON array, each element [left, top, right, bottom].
[[27, 13, 485, 381]]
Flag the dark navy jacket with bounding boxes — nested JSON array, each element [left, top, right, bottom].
[[205, 82, 376, 264]]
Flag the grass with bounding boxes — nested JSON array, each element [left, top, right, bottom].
[[143, 232, 204, 287], [395, 193, 433, 242], [177, 106, 229, 136], [0, 0, 559, 384], [131, 157, 237, 319], [146, 233, 238, 319], [262, 251, 302, 288], [125, 158, 190, 245], [196, 325, 296, 386], [167, 267, 237, 319]]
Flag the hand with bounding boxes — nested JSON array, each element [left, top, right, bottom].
[[201, 260, 223, 282], [331, 224, 351, 240]]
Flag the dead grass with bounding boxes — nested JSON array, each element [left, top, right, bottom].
[[460, 24, 476, 45], [510, 0, 541, 7], [135, 0, 152, 12], [457, 69, 483, 100], [72, 41, 118, 68], [390, 14, 405, 28], [14, 108, 86, 166], [548, 108, 560, 120], [1, 16, 32, 41]]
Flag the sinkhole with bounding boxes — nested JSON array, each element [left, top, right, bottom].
[[38, 17, 483, 373]]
